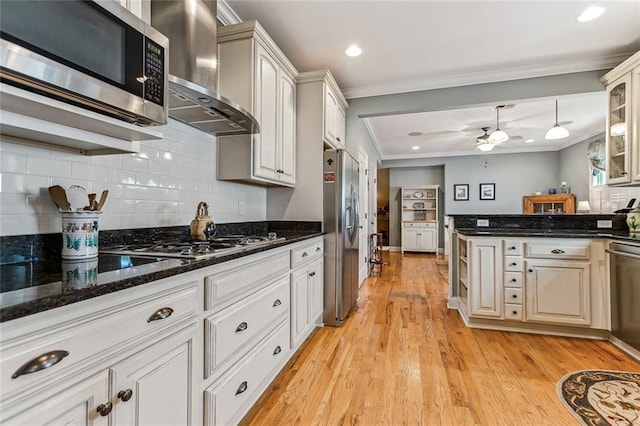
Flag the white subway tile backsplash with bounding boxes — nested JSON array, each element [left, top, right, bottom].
[[0, 119, 268, 236]]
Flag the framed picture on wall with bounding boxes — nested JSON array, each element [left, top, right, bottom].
[[453, 184, 469, 201], [479, 183, 495, 200]]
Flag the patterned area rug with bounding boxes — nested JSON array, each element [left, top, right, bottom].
[[557, 370, 640, 425]]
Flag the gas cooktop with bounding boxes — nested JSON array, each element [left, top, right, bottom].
[[100, 235, 285, 260]]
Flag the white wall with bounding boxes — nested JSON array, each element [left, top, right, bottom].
[[0, 119, 267, 236]]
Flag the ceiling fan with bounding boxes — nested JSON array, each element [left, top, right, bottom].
[[474, 126, 523, 152]]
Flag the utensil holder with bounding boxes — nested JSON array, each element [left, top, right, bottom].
[[61, 211, 101, 259]]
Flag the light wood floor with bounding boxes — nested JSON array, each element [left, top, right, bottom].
[[243, 252, 640, 425]]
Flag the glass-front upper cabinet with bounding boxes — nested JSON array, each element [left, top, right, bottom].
[[606, 73, 632, 184]]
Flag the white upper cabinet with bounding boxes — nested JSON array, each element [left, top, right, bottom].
[[323, 86, 346, 149], [601, 50, 640, 185], [216, 21, 298, 187]]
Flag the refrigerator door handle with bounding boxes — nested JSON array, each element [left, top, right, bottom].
[[350, 185, 360, 245]]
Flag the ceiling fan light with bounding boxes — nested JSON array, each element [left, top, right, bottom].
[[476, 142, 495, 152], [488, 129, 509, 144], [545, 124, 569, 140], [611, 122, 626, 136]]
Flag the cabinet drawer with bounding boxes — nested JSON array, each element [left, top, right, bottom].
[[505, 304, 523, 320], [524, 240, 590, 260], [1, 282, 198, 401], [291, 239, 323, 268], [503, 240, 523, 256], [504, 288, 523, 304], [205, 251, 289, 311], [504, 256, 522, 272], [205, 320, 291, 426], [504, 272, 523, 288], [402, 222, 436, 229], [205, 277, 289, 378]]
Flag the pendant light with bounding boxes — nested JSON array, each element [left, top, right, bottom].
[[488, 107, 509, 144], [545, 100, 569, 140]]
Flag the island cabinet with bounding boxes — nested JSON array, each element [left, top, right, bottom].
[[600, 50, 640, 185], [0, 277, 200, 425], [456, 235, 609, 336], [216, 20, 298, 187]]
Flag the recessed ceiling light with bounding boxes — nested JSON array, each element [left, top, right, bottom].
[[577, 6, 606, 22], [525, 139, 535, 143], [408, 131, 423, 136], [412, 146, 420, 150], [345, 44, 362, 57]]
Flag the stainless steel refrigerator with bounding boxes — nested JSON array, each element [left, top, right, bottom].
[[323, 149, 360, 326]]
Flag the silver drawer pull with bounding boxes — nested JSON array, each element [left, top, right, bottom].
[[147, 307, 174, 322], [12, 350, 70, 379], [235, 381, 248, 396], [273, 345, 282, 355], [301, 252, 309, 257], [236, 322, 248, 332], [551, 249, 565, 254], [273, 299, 282, 307], [96, 402, 113, 417]]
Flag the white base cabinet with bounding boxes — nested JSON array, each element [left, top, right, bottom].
[[468, 238, 503, 319], [401, 222, 437, 253], [290, 238, 324, 348]]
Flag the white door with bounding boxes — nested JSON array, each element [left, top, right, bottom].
[[358, 148, 369, 285]]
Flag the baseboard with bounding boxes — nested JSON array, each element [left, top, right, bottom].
[[389, 246, 401, 252], [609, 336, 640, 362]]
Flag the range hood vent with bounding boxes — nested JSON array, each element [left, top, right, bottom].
[[151, 0, 259, 136]]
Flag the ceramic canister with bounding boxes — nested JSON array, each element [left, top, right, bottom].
[[627, 208, 640, 234], [61, 211, 101, 259]]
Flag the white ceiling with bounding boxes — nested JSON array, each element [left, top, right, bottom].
[[223, 0, 640, 160]]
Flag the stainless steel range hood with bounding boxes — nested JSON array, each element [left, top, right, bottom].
[[150, 0, 259, 136]]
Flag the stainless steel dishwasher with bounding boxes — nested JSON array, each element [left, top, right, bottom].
[[607, 241, 640, 354]]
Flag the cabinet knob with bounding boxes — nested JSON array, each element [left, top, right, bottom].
[[118, 389, 133, 402], [512, 294, 518, 299], [12, 350, 70, 379], [272, 299, 282, 307], [301, 252, 308, 257], [309, 271, 316, 277], [510, 262, 517, 266], [235, 322, 248, 333], [316, 247, 322, 252], [235, 381, 248, 396], [337, 137, 341, 142], [147, 307, 174, 322], [96, 402, 113, 417], [273, 345, 282, 355], [528, 268, 534, 273], [509, 246, 516, 250], [512, 310, 518, 315], [511, 278, 517, 283]]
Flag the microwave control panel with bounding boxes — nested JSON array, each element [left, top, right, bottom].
[[144, 38, 165, 106]]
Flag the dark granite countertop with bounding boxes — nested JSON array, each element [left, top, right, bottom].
[[0, 222, 322, 323]]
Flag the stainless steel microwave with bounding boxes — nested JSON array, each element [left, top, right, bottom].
[[0, 0, 169, 126]]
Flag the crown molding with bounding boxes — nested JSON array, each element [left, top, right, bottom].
[[217, 0, 242, 26]]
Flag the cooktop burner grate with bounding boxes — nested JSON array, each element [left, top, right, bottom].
[[100, 235, 284, 260]]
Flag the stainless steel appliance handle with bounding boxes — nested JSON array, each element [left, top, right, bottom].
[[350, 185, 360, 245], [606, 248, 640, 260]]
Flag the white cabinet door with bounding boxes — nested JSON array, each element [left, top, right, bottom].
[[324, 88, 338, 146], [469, 239, 503, 319], [290, 268, 310, 347], [309, 259, 324, 321], [401, 227, 419, 253], [278, 72, 296, 185], [417, 227, 436, 251], [110, 325, 197, 426], [4, 371, 110, 426], [253, 44, 279, 182], [335, 104, 346, 149], [525, 260, 591, 326]]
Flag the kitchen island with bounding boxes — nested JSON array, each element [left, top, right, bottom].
[[0, 222, 324, 425], [448, 213, 639, 361]]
